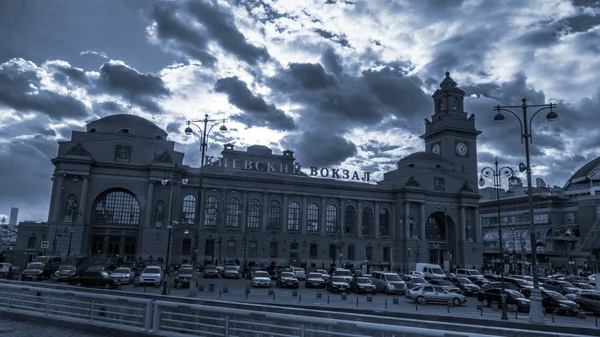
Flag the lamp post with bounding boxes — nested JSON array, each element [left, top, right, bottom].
[[66, 202, 79, 256], [493, 97, 558, 324], [184, 114, 227, 297], [479, 157, 516, 320], [160, 174, 186, 296]]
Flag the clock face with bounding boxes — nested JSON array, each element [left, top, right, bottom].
[[432, 143, 441, 155], [455, 142, 468, 156]]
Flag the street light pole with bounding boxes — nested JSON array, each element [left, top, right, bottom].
[[184, 115, 227, 297], [66, 203, 78, 256], [493, 98, 558, 324], [479, 157, 516, 321]]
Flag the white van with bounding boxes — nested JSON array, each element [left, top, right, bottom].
[[415, 263, 446, 280]]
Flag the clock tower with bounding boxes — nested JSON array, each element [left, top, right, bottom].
[[421, 72, 481, 185]]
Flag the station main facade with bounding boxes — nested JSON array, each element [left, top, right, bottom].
[[28, 73, 485, 272]]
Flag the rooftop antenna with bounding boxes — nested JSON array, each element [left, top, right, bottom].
[[129, 94, 134, 114]]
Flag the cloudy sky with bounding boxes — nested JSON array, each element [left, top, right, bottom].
[[1, 0, 599, 222]]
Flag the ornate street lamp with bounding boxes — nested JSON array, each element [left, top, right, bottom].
[[492, 98, 558, 324], [66, 202, 79, 256], [479, 157, 517, 320]]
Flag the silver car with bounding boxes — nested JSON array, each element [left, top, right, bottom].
[[293, 268, 306, 281], [406, 285, 467, 306], [110, 267, 135, 284]]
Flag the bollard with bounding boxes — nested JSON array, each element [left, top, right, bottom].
[[385, 299, 387, 308], [299, 293, 302, 303], [595, 316, 598, 327], [272, 292, 275, 301], [245, 287, 250, 299], [477, 303, 483, 316], [393, 297, 399, 305], [317, 292, 322, 299], [223, 285, 228, 294], [552, 311, 555, 323], [144, 284, 147, 293], [219, 289, 222, 298], [447, 300, 452, 313], [367, 295, 373, 303], [327, 295, 330, 304], [415, 301, 418, 311], [356, 297, 359, 306]]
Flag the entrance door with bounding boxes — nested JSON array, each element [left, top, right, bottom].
[[108, 235, 121, 256], [91, 235, 104, 255]]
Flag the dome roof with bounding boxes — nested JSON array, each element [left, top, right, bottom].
[[566, 156, 600, 184], [397, 151, 455, 170], [86, 114, 167, 140]]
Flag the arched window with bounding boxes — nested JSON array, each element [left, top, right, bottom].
[[306, 203, 319, 232], [437, 99, 443, 112], [362, 207, 374, 235], [287, 201, 300, 231], [379, 208, 390, 236], [181, 194, 196, 224], [344, 205, 356, 234], [246, 198, 261, 229], [225, 197, 241, 228], [426, 215, 446, 241], [203, 195, 218, 227], [267, 200, 281, 230], [92, 189, 140, 226], [326, 204, 338, 233], [453, 97, 459, 110]]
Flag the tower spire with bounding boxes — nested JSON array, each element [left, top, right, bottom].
[[129, 94, 134, 114]]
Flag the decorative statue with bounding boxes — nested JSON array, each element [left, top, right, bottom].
[[466, 223, 473, 242], [65, 195, 78, 217], [409, 216, 416, 238], [156, 201, 164, 223]]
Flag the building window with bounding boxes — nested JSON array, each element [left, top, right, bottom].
[[225, 197, 240, 228], [379, 208, 390, 236], [290, 242, 299, 250], [326, 204, 338, 233], [329, 244, 336, 260], [362, 207, 374, 235], [306, 203, 319, 232], [203, 195, 219, 227], [269, 241, 278, 258], [287, 201, 300, 231], [383, 246, 390, 262], [182, 238, 191, 255], [267, 200, 281, 230], [226, 240, 236, 257], [344, 205, 356, 234], [246, 198, 261, 229], [249, 241, 258, 258], [92, 189, 141, 226], [204, 238, 215, 256], [181, 194, 196, 224], [27, 234, 37, 249], [347, 245, 355, 260], [426, 216, 446, 241], [366, 245, 373, 261], [453, 97, 459, 110], [124, 236, 136, 255], [310, 243, 318, 259]]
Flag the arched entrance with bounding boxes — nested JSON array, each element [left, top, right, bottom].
[[425, 212, 456, 271]]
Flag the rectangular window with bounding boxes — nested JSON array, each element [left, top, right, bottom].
[[204, 238, 215, 256], [267, 201, 281, 230], [366, 245, 373, 261], [226, 240, 236, 257], [329, 244, 336, 260], [382, 246, 390, 262], [182, 238, 191, 255], [326, 205, 338, 233], [287, 202, 301, 231], [347, 245, 355, 260], [306, 203, 319, 232], [248, 241, 258, 258], [310, 243, 318, 259], [290, 252, 298, 258], [269, 241, 278, 258], [290, 242, 299, 250], [27, 235, 37, 249], [246, 199, 261, 229]]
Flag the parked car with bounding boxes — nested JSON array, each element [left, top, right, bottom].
[[251, 271, 272, 288], [449, 277, 481, 296], [203, 265, 219, 278], [480, 281, 520, 292], [174, 267, 194, 288], [138, 266, 164, 286], [327, 276, 350, 293], [32, 256, 62, 275], [222, 266, 241, 279], [305, 272, 325, 288], [401, 275, 428, 290], [477, 288, 531, 312], [277, 272, 299, 288], [406, 285, 467, 306], [54, 264, 77, 281], [68, 270, 117, 288], [246, 266, 263, 280], [109, 267, 135, 284], [0, 263, 13, 279], [313, 269, 331, 281], [542, 280, 579, 295], [471, 277, 490, 287], [350, 276, 376, 294], [370, 271, 407, 295], [292, 267, 306, 281], [573, 293, 600, 315], [571, 282, 598, 294], [331, 268, 353, 282], [428, 279, 460, 293], [520, 288, 580, 315], [21, 262, 48, 281]]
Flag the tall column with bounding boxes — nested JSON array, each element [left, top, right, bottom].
[[301, 196, 308, 234], [404, 202, 411, 239], [320, 197, 327, 235], [357, 201, 363, 237], [241, 192, 248, 232], [168, 184, 175, 223], [262, 193, 268, 231], [78, 177, 89, 222], [145, 182, 155, 226], [474, 207, 481, 242], [460, 206, 467, 242], [282, 194, 288, 233], [51, 175, 65, 222], [339, 199, 345, 236], [391, 203, 396, 238], [420, 203, 426, 240], [374, 202, 380, 238]]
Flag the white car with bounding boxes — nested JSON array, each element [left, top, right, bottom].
[[589, 274, 596, 282], [292, 267, 306, 281], [314, 269, 331, 281], [251, 271, 272, 288], [139, 266, 163, 286], [408, 271, 425, 278], [110, 267, 135, 284]]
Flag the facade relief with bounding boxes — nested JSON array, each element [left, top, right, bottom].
[[155, 200, 165, 225], [434, 177, 445, 191], [65, 194, 79, 220], [115, 145, 131, 163]]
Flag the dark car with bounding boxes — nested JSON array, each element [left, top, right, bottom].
[[480, 281, 520, 292], [277, 272, 300, 288], [203, 265, 219, 278], [67, 270, 117, 288], [471, 277, 490, 287], [54, 264, 77, 281], [174, 267, 194, 288], [450, 277, 481, 296], [305, 272, 325, 288], [573, 293, 600, 315], [32, 256, 62, 275], [520, 288, 580, 315], [21, 262, 48, 281], [477, 288, 531, 312], [503, 277, 534, 291], [349, 277, 376, 294], [429, 279, 460, 293], [327, 276, 350, 293]]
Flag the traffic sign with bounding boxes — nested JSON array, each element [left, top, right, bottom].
[[40, 241, 49, 249]]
